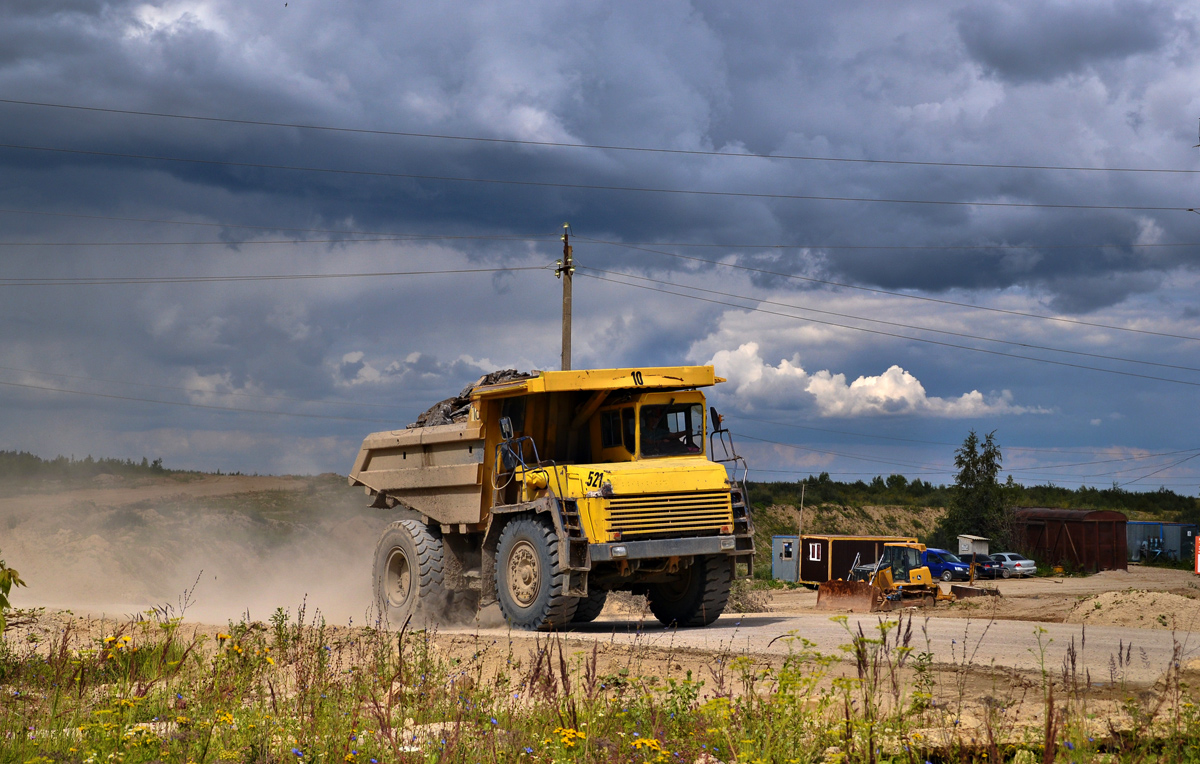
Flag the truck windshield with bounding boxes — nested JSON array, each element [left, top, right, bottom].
[[639, 403, 704, 457]]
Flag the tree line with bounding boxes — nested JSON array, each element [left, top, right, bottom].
[[749, 430, 1200, 548], [0, 450, 168, 481]]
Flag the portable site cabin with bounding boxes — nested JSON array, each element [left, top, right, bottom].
[[772, 534, 917, 584], [1012, 508, 1127, 572]]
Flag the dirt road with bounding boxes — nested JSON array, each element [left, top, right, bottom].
[[444, 609, 1191, 688]]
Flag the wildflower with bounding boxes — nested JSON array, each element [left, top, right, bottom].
[[292, 748, 303, 757], [266, 657, 275, 665], [490, 717, 498, 726], [1065, 742, 1075, 751], [218, 633, 231, 640]]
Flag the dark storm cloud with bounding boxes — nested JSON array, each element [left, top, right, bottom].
[[956, 1, 1174, 83], [0, 0, 1198, 483], [2, 0, 1197, 311]]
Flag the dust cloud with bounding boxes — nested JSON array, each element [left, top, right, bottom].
[[0, 474, 396, 626]]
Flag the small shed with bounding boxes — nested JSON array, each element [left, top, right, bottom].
[[1012, 508, 1127, 572], [957, 535, 990, 557]]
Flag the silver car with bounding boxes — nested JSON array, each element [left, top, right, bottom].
[[991, 552, 1037, 578]]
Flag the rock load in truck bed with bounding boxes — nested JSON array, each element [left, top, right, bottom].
[[407, 369, 535, 428]]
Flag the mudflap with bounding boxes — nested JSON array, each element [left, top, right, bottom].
[[815, 579, 883, 613]]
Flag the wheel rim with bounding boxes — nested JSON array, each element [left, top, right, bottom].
[[507, 540, 541, 608], [655, 565, 696, 604], [385, 548, 412, 608]]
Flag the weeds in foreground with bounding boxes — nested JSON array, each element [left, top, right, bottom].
[[0, 608, 1199, 763]]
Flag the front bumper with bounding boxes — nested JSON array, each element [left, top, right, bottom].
[[590, 534, 754, 562]]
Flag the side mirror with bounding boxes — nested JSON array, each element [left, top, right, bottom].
[[499, 416, 514, 440], [709, 406, 723, 431]]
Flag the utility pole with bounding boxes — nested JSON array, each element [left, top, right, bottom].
[[556, 223, 574, 371], [798, 481, 806, 539]]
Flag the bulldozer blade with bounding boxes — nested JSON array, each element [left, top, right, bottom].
[[950, 585, 1000, 599], [815, 580, 882, 613]]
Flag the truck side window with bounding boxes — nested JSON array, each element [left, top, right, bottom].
[[600, 410, 621, 449], [621, 408, 635, 453], [501, 397, 526, 432]]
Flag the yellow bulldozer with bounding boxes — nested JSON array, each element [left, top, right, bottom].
[[815, 542, 956, 613]]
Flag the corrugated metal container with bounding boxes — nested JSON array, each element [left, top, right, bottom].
[[1126, 521, 1200, 562], [1012, 508, 1127, 572]]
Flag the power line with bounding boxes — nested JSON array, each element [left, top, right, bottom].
[[579, 271, 1200, 387], [582, 266, 1200, 374], [0, 207, 559, 242], [1116, 452, 1200, 488], [583, 238, 1200, 343], [0, 237, 542, 246], [0, 364, 405, 409], [4, 207, 1198, 253], [0, 266, 548, 286], [1, 142, 1192, 213], [723, 413, 1175, 455], [586, 237, 1200, 251], [734, 432, 951, 471], [734, 426, 1199, 476], [3, 97, 1196, 175], [0, 378, 397, 423], [2, 203, 1192, 344]]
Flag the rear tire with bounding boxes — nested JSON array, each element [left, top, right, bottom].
[[1001, 568, 1012, 579], [571, 589, 608, 623], [495, 515, 579, 631], [647, 555, 732, 628], [373, 519, 444, 627]]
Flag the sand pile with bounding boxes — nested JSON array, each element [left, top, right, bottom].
[[1065, 588, 1200, 631]]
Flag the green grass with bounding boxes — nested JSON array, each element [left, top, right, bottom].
[[4, 609, 1200, 763]]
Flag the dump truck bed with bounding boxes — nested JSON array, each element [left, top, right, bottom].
[[349, 421, 485, 525]]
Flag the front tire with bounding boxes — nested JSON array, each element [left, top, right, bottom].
[[647, 555, 732, 628], [373, 519, 444, 626], [495, 516, 578, 630], [940, 570, 953, 582]]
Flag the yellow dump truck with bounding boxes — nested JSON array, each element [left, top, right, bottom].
[[349, 366, 754, 630]]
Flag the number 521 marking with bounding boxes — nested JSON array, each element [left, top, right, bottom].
[[586, 470, 603, 488]]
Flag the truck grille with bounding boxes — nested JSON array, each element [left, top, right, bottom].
[[606, 490, 733, 537]]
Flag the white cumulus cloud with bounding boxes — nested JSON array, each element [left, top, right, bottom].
[[708, 342, 1046, 418]]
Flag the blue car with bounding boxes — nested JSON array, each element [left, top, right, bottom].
[[922, 548, 970, 582]]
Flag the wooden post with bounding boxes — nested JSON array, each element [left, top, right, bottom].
[[558, 223, 573, 371]]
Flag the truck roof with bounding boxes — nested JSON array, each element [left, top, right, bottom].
[[471, 366, 724, 398]]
